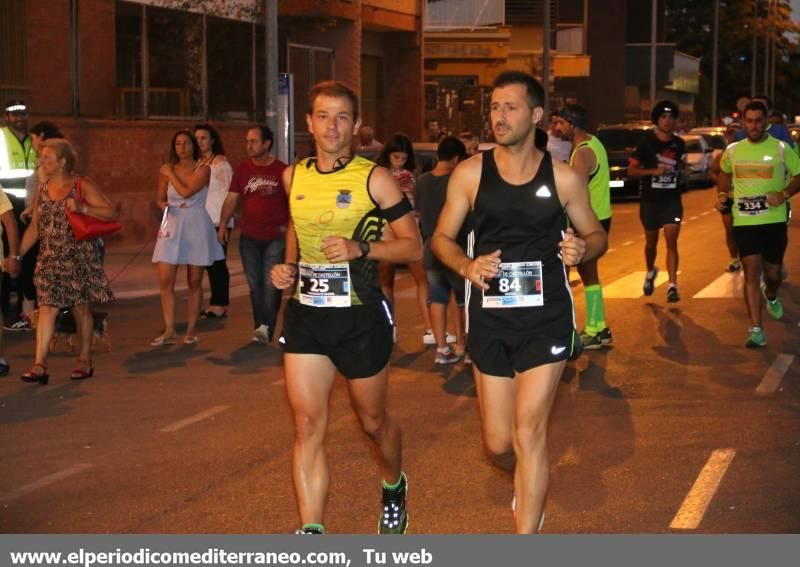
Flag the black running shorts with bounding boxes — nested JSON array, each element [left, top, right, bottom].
[[280, 299, 394, 379], [732, 222, 788, 265], [467, 328, 582, 378], [639, 200, 683, 231]]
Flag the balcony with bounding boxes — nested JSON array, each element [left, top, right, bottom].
[[425, 0, 504, 31]]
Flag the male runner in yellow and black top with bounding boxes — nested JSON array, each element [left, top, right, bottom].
[[271, 81, 421, 535], [551, 104, 613, 349]]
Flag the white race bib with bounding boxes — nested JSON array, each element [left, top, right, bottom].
[[482, 261, 543, 308], [298, 263, 351, 307], [736, 195, 769, 216]]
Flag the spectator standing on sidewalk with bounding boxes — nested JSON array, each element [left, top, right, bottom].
[[0, 100, 38, 332], [151, 130, 223, 347], [4, 122, 65, 334], [217, 125, 288, 343], [0, 188, 21, 375], [415, 136, 469, 364], [194, 123, 233, 319], [19, 139, 116, 385]]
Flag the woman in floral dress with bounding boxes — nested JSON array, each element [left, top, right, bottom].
[[18, 139, 116, 385]]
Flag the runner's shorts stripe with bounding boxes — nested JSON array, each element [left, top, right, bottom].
[[639, 200, 683, 230], [280, 299, 394, 379], [467, 328, 582, 378], [732, 222, 788, 264]]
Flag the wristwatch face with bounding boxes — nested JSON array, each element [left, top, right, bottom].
[[359, 241, 370, 258]]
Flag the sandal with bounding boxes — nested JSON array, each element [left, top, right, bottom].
[[21, 363, 49, 385], [200, 309, 227, 319], [70, 359, 94, 380], [183, 335, 199, 345], [150, 334, 176, 347]]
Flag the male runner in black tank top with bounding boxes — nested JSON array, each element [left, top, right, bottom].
[[433, 71, 607, 534]]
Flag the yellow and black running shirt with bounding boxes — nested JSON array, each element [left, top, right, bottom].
[[290, 156, 386, 306]]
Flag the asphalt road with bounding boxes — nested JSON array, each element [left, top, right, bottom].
[[1, 186, 799, 534]]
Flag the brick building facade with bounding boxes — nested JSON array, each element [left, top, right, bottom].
[[2, 0, 423, 240]]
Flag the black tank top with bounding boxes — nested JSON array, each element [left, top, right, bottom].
[[467, 149, 574, 336]]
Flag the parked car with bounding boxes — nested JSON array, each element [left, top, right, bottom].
[[595, 123, 653, 200], [689, 127, 727, 161], [680, 134, 714, 188]]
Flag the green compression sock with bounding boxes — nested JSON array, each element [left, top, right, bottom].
[[584, 284, 606, 334]]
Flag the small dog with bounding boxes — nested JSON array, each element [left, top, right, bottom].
[[29, 309, 111, 352]]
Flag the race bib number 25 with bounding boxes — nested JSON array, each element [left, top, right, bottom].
[[482, 261, 543, 308], [298, 263, 351, 307]]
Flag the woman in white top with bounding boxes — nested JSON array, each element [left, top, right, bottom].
[[194, 124, 233, 318]]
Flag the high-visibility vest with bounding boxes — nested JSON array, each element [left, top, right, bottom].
[[0, 126, 37, 193]]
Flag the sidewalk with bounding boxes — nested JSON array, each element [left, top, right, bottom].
[[104, 233, 247, 300]]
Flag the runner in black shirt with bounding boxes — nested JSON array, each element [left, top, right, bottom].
[[628, 100, 687, 302]]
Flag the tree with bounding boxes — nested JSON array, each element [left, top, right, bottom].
[[663, 0, 800, 122]]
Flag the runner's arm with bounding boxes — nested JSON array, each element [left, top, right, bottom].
[[570, 146, 597, 182], [431, 156, 499, 290], [320, 166, 422, 264], [554, 162, 607, 266], [272, 165, 298, 290]]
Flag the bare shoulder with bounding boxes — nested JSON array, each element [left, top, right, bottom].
[[450, 152, 484, 186], [552, 158, 583, 187]]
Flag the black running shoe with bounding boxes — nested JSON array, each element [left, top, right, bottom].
[[643, 267, 659, 296], [379, 472, 408, 534], [667, 286, 680, 303]]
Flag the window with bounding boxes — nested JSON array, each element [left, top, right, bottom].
[[0, 0, 29, 104], [287, 44, 334, 131], [207, 16, 256, 119], [147, 6, 203, 117], [114, 0, 267, 120]]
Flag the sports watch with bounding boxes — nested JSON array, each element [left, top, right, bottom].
[[358, 240, 371, 259]]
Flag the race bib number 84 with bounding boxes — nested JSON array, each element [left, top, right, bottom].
[[482, 261, 543, 308], [298, 263, 351, 307]]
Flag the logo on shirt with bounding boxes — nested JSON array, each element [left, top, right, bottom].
[[336, 189, 352, 209], [535, 186, 552, 198], [243, 176, 279, 196], [295, 194, 305, 200]]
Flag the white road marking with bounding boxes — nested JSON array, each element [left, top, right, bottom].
[[701, 211, 711, 216], [670, 449, 736, 530], [606, 248, 616, 254], [603, 271, 672, 298], [4, 464, 93, 502], [621, 240, 634, 246], [689, 216, 699, 221], [161, 405, 231, 433], [755, 354, 794, 395], [693, 272, 744, 299]]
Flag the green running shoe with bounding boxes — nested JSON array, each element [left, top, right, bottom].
[[765, 296, 784, 320], [745, 327, 767, 348], [379, 472, 408, 534]]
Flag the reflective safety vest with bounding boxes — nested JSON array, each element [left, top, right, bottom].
[[0, 126, 36, 193]]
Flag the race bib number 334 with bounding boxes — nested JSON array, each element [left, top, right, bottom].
[[298, 263, 351, 307], [482, 261, 543, 308]]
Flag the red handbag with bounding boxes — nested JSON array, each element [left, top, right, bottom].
[[65, 176, 122, 241]]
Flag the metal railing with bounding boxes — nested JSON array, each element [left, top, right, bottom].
[[425, 0, 504, 30], [115, 87, 193, 118]]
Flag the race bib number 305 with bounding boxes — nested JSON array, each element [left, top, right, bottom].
[[482, 261, 543, 308], [298, 263, 351, 307]]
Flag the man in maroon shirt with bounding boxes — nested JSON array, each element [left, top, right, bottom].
[[218, 125, 288, 342]]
